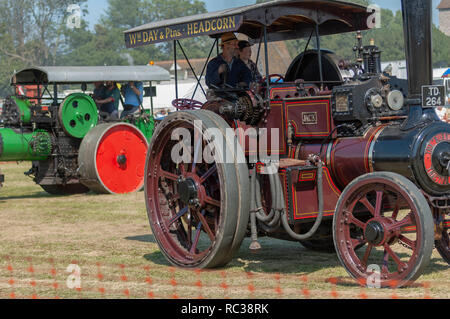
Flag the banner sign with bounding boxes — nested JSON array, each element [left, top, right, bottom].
[[125, 15, 243, 48]]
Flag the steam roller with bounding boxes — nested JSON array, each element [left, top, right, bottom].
[[0, 92, 150, 195]]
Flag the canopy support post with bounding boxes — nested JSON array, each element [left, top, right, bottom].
[[150, 81, 154, 116], [255, 33, 263, 70], [315, 23, 324, 90], [174, 40, 179, 99], [191, 38, 218, 100], [52, 83, 58, 107], [176, 40, 207, 98], [264, 25, 270, 100]]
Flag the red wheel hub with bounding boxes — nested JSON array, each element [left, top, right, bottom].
[[96, 125, 148, 194]]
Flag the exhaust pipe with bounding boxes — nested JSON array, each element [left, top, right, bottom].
[[400, 0, 439, 130]]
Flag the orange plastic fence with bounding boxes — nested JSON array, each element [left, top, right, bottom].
[[0, 255, 435, 299]]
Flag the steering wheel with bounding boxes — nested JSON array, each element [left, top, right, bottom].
[[261, 74, 285, 84], [172, 98, 203, 110]]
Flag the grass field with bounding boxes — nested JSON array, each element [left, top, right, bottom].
[[0, 162, 448, 299]]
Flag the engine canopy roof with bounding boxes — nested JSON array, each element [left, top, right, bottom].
[[124, 0, 373, 48]]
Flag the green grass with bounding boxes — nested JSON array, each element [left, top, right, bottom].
[[0, 162, 449, 299]]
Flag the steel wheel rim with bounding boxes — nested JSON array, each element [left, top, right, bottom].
[[146, 118, 227, 267], [334, 175, 430, 287]]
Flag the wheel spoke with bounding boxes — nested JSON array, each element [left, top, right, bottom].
[[196, 210, 216, 242], [345, 210, 366, 230], [391, 197, 401, 220], [388, 212, 415, 232], [168, 206, 188, 226], [362, 244, 373, 269], [384, 244, 406, 272], [190, 221, 203, 254], [187, 210, 193, 248], [205, 196, 221, 208], [200, 165, 217, 184], [359, 196, 375, 216], [160, 169, 179, 181], [398, 235, 416, 250], [178, 163, 186, 175], [374, 191, 383, 218], [351, 238, 365, 250]]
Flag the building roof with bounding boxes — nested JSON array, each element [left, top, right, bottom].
[[438, 0, 450, 9]]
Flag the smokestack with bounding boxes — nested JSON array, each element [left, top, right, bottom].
[[402, 0, 432, 97], [400, 0, 438, 129]]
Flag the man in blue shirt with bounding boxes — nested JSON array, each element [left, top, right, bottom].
[[95, 81, 120, 119], [205, 33, 252, 89], [120, 81, 144, 119]]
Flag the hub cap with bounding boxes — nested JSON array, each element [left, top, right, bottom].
[[364, 220, 385, 245], [178, 178, 198, 204]]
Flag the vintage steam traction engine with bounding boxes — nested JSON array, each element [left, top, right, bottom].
[[0, 66, 169, 194], [125, 0, 449, 287]]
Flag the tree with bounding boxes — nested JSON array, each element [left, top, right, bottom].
[[0, 0, 88, 95], [70, 0, 211, 67]]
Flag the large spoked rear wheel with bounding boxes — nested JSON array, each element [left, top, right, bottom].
[[333, 172, 434, 288], [145, 110, 249, 269], [435, 214, 450, 264]]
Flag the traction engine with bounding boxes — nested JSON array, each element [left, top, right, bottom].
[[144, 0, 449, 287]]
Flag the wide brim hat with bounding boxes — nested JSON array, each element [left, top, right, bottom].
[[220, 32, 238, 46]]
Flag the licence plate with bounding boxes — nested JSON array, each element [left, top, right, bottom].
[[422, 85, 445, 108]]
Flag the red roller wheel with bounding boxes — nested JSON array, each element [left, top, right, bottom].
[[333, 172, 434, 288], [78, 123, 148, 194]]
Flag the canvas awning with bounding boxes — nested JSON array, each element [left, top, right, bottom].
[[11, 65, 171, 85], [124, 0, 372, 48]]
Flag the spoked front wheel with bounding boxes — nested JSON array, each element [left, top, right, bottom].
[[333, 172, 434, 288], [145, 110, 249, 268]]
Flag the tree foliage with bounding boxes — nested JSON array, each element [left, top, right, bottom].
[[0, 0, 450, 96]]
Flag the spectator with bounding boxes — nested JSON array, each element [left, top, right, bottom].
[[95, 81, 120, 119], [205, 32, 252, 89], [120, 81, 144, 119]]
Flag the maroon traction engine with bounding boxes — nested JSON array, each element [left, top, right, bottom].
[[124, 0, 449, 288]]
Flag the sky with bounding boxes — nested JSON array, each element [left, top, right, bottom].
[[84, 0, 442, 28]]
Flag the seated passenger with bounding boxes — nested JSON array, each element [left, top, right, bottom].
[[205, 32, 252, 89], [95, 81, 120, 119], [238, 40, 262, 83], [120, 81, 143, 119], [92, 82, 106, 101]]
